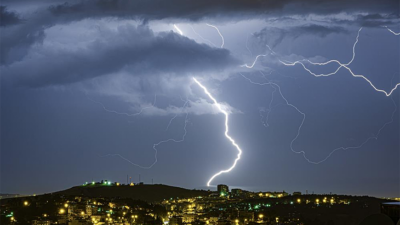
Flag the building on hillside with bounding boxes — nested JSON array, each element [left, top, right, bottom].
[[217, 184, 229, 197]]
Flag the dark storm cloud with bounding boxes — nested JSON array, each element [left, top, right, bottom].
[[4, 24, 239, 87], [45, 0, 398, 21], [0, 6, 21, 26], [1, 0, 397, 65], [253, 24, 349, 47], [333, 13, 400, 27], [0, 9, 52, 65]]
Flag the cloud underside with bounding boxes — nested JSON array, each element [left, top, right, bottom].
[[5, 24, 238, 87], [1, 0, 398, 65], [0, 0, 398, 115]]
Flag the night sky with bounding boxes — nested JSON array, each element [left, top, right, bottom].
[[1, 0, 399, 198]]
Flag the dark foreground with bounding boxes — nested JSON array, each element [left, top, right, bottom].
[[1, 183, 398, 225]]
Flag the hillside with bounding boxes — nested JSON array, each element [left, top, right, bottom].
[[56, 184, 210, 202]]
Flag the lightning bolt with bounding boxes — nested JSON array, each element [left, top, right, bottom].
[[100, 99, 189, 169], [245, 33, 253, 57], [86, 95, 152, 117], [192, 77, 243, 186], [383, 26, 400, 35], [206, 24, 225, 48], [173, 24, 183, 35], [241, 72, 397, 164], [242, 28, 400, 97], [190, 25, 217, 47]]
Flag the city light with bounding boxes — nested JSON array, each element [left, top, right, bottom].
[[59, 209, 65, 214], [23, 201, 28, 206]]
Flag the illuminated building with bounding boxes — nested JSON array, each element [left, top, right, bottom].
[[217, 184, 229, 197], [183, 214, 196, 223], [231, 189, 242, 197], [169, 216, 183, 225]]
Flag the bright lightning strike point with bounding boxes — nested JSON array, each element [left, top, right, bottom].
[[192, 77, 242, 187], [174, 24, 183, 35]]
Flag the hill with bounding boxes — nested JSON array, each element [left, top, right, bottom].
[[55, 184, 209, 202]]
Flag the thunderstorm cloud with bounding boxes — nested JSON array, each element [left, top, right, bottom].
[[0, 0, 399, 196]]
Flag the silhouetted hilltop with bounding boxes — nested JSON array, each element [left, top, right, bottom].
[[55, 184, 209, 202]]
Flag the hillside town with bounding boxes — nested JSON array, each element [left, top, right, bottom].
[[1, 182, 399, 225]]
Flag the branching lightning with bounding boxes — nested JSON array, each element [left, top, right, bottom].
[[87, 96, 151, 117], [190, 25, 217, 47], [383, 26, 400, 35], [206, 24, 225, 48], [99, 98, 190, 169], [241, 70, 397, 164], [245, 33, 253, 57], [192, 77, 243, 186], [242, 28, 400, 97], [92, 21, 398, 185]]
